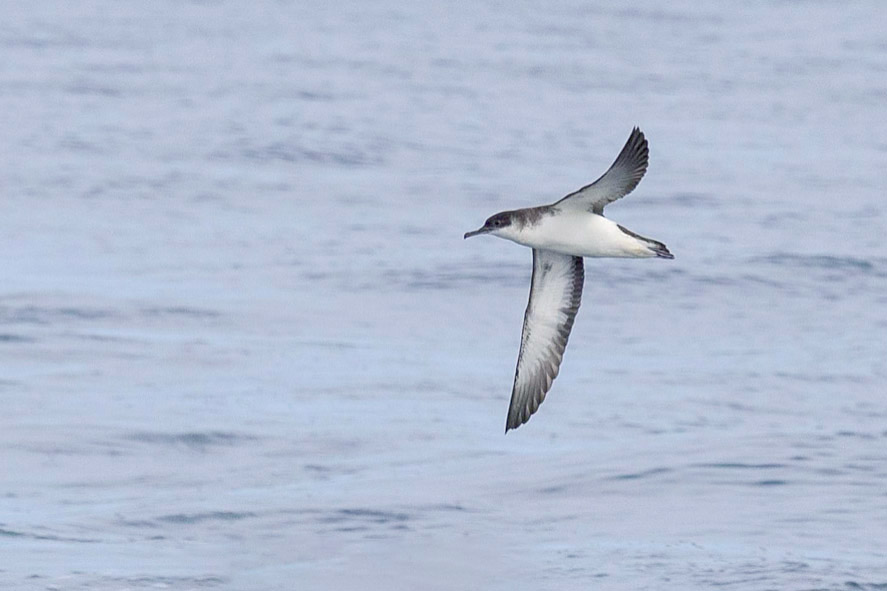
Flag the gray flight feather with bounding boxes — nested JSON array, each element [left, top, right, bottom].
[[554, 127, 649, 215], [506, 249, 584, 431]]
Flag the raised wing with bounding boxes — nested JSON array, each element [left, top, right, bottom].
[[555, 127, 648, 215], [506, 249, 584, 431]]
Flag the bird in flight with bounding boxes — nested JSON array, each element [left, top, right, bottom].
[[464, 127, 673, 432]]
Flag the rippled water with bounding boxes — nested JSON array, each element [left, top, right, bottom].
[[2, 2, 886, 589]]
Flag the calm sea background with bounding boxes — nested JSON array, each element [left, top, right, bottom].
[[1, 2, 886, 589]]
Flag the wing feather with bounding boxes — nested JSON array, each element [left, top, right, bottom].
[[555, 127, 648, 214], [506, 249, 584, 431]]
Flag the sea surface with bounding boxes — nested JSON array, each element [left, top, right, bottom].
[[1, 2, 886, 589]]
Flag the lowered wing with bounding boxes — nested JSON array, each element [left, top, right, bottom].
[[506, 249, 584, 431]]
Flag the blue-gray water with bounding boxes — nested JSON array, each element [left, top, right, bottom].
[[2, 2, 886, 589]]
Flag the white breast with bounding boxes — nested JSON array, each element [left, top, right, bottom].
[[507, 211, 651, 258]]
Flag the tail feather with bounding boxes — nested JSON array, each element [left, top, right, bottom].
[[647, 239, 674, 259], [617, 224, 674, 259]]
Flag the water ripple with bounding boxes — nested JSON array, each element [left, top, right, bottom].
[[755, 253, 887, 277], [156, 512, 257, 525], [123, 431, 258, 451]]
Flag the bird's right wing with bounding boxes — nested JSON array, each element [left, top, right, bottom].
[[506, 249, 584, 431], [554, 127, 648, 215]]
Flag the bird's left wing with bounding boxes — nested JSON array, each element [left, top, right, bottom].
[[554, 127, 648, 215], [506, 249, 584, 431]]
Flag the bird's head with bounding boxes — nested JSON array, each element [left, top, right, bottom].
[[464, 212, 514, 239]]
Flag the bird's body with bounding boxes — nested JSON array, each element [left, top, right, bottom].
[[464, 127, 673, 431], [491, 206, 663, 258]]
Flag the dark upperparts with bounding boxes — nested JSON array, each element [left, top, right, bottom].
[[504, 205, 550, 228]]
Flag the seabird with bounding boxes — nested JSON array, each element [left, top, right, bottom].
[[464, 127, 673, 432]]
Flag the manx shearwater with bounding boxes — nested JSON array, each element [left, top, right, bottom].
[[464, 127, 673, 432]]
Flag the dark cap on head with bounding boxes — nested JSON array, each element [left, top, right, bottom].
[[464, 212, 512, 239]]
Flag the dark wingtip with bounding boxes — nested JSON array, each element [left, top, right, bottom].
[[505, 410, 530, 433], [505, 413, 522, 433]]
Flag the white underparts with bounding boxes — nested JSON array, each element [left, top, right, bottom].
[[495, 211, 657, 258]]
